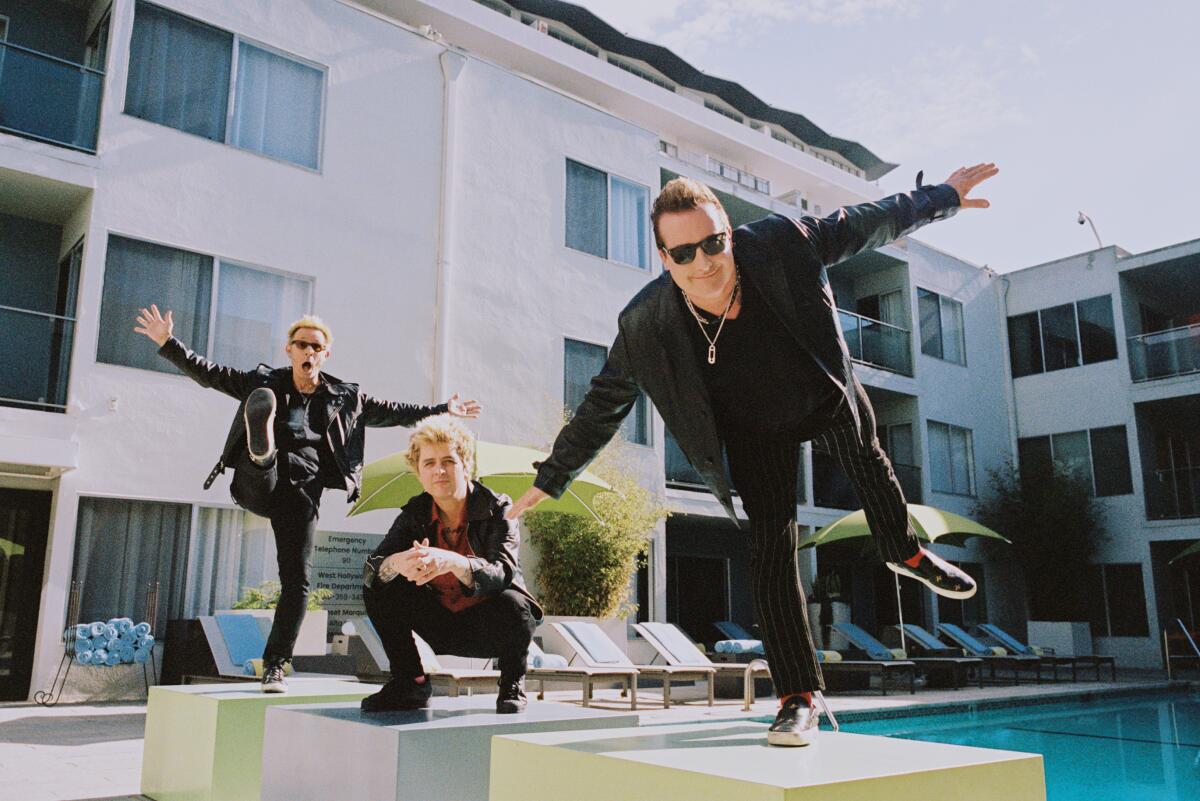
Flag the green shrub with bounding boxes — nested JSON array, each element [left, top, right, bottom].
[[231, 580, 333, 612]]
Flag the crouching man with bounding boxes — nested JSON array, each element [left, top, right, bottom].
[[361, 416, 542, 713]]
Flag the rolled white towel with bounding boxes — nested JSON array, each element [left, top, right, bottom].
[[531, 653, 569, 669]]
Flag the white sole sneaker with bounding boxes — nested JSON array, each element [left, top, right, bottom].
[[261, 680, 287, 693], [244, 388, 277, 466], [767, 728, 817, 747], [887, 561, 977, 600]]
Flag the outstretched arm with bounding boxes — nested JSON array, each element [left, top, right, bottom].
[[800, 163, 998, 268], [135, 304, 254, 400]]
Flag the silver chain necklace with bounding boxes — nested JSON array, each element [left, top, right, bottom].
[[681, 271, 741, 365]]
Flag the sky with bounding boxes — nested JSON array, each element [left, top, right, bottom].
[[579, 0, 1200, 273]]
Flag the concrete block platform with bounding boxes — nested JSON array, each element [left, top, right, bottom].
[[261, 697, 639, 801], [140, 679, 374, 801], [490, 722, 1046, 801]]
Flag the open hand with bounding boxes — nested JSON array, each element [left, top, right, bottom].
[[446, 393, 482, 419], [134, 304, 173, 347], [942, 163, 998, 209], [505, 486, 549, 520]]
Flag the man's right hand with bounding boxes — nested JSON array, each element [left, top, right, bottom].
[[134, 304, 173, 347], [506, 487, 550, 520]]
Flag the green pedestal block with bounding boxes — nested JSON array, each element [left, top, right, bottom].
[[140, 679, 374, 801], [490, 722, 1046, 801]]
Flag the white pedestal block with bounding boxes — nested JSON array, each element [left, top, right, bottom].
[[1027, 621, 1093, 657], [491, 722, 1046, 801], [260, 697, 639, 801]]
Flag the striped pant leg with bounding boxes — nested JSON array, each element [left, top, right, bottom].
[[724, 432, 824, 695], [813, 379, 921, 565]]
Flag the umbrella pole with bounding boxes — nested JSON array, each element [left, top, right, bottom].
[[895, 575, 907, 654]]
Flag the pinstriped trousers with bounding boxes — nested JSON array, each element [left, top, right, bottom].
[[723, 377, 921, 695]]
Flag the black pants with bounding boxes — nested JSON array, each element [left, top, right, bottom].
[[363, 577, 538, 683], [230, 454, 322, 664], [722, 377, 921, 695]]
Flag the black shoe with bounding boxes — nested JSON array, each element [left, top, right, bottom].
[[888, 548, 977, 600], [496, 679, 527, 714], [244, 388, 277, 467], [360, 676, 432, 712], [767, 695, 818, 747], [261, 659, 288, 693]]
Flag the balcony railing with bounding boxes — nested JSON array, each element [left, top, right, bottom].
[[1146, 466, 1200, 521], [0, 40, 104, 152], [0, 305, 75, 412], [1128, 323, 1200, 382], [839, 310, 913, 376]]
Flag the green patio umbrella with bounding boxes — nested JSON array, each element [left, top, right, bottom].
[[799, 504, 1009, 653], [348, 441, 613, 520], [1168, 540, 1200, 565], [0, 537, 24, 559]]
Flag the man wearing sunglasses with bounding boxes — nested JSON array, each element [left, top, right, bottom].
[[509, 164, 998, 746], [135, 308, 481, 692]]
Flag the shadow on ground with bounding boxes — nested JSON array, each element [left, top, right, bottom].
[[0, 713, 145, 745]]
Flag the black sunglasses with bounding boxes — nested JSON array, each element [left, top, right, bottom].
[[661, 231, 728, 265], [291, 339, 326, 353]]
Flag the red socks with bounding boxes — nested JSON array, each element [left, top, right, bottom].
[[904, 548, 926, 568], [413, 675, 426, 685], [780, 692, 813, 708]]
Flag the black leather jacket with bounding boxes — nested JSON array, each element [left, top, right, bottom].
[[533, 182, 961, 525], [157, 337, 447, 502], [363, 481, 543, 617]]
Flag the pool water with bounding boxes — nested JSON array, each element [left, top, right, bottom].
[[826, 691, 1200, 801]]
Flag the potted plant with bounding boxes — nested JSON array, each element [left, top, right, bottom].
[[219, 580, 333, 656]]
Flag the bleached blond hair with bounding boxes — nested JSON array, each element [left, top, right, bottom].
[[405, 415, 475, 477], [286, 315, 333, 346]]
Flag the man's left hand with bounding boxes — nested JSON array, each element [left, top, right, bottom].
[[408, 539, 468, 586], [446, 392, 482, 419], [942, 163, 999, 209]]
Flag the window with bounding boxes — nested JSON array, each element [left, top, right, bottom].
[[927, 421, 975, 495], [917, 288, 965, 365], [125, 2, 325, 169], [564, 338, 648, 445], [1087, 564, 1149, 637], [0, 215, 80, 412], [1017, 425, 1133, 497], [1007, 295, 1117, 377], [703, 100, 744, 123], [98, 234, 312, 373], [565, 159, 649, 269], [182, 507, 277, 616], [607, 56, 675, 91]]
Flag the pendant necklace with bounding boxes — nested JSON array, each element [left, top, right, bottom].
[[681, 271, 740, 365]]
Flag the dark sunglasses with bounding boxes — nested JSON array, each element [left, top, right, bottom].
[[290, 339, 326, 353], [661, 231, 728, 265]]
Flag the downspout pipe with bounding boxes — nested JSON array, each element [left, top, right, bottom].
[[432, 48, 467, 403]]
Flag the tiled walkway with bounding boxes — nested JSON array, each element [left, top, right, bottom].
[[0, 671, 1182, 801]]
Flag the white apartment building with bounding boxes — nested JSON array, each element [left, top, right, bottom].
[[0, 0, 1176, 701]]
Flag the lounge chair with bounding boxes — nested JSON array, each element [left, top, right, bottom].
[[183, 614, 353, 684], [937, 623, 1050, 684], [833, 623, 983, 689], [634, 622, 771, 704], [526, 640, 639, 710], [344, 616, 500, 697], [974, 623, 1116, 681], [550, 621, 715, 709]]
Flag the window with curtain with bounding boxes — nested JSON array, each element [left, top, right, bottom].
[[1009, 295, 1117, 378], [125, 1, 233, 142], [917, 288, 965, 364], [231, 41, 325, 169], [1077, 295, 1118, 364], [182, 507, 278, 616], [1090, 425, 1132, 496], [1007, 312, 1043, 378], [1019, 425, 1133, 497], [125, 3, 325, 169], [213, 262, 312, 369], [1088, 564, 1148, 637], [928, 420, 974, 496], [72, 497, 192, 636], [99, 235, 313, 374], [1040, 302, 1080, 371], [565, 159, 649, 269], [97, 235, 213, 373], [564, 338, 649, 445]]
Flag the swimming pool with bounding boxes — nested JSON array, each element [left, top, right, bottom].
[[823, 689, 1200, 801]]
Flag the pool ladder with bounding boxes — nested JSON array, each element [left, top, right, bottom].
[[1163, 618, 1200, 680]]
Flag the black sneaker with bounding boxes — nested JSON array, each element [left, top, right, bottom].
[[496, 679, 527, 714], [244, 388, 277, 467], [261, 659, 288, 694], [887, 548, 977, 600], [767, 695, 818, 747], [360, 676, 432, 712]]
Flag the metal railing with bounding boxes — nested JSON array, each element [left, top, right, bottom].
[[0, 304, 75, 411], [839, 309, 914, 376], [1127, 323, 1200, 382], [1145, 466, 1200, 520], [0, 39, 104, 152], [1163, 618, 1200, 679]]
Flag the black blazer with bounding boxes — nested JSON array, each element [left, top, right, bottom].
[[534, 182, 961, 525], [364, 481, 543, 617]]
